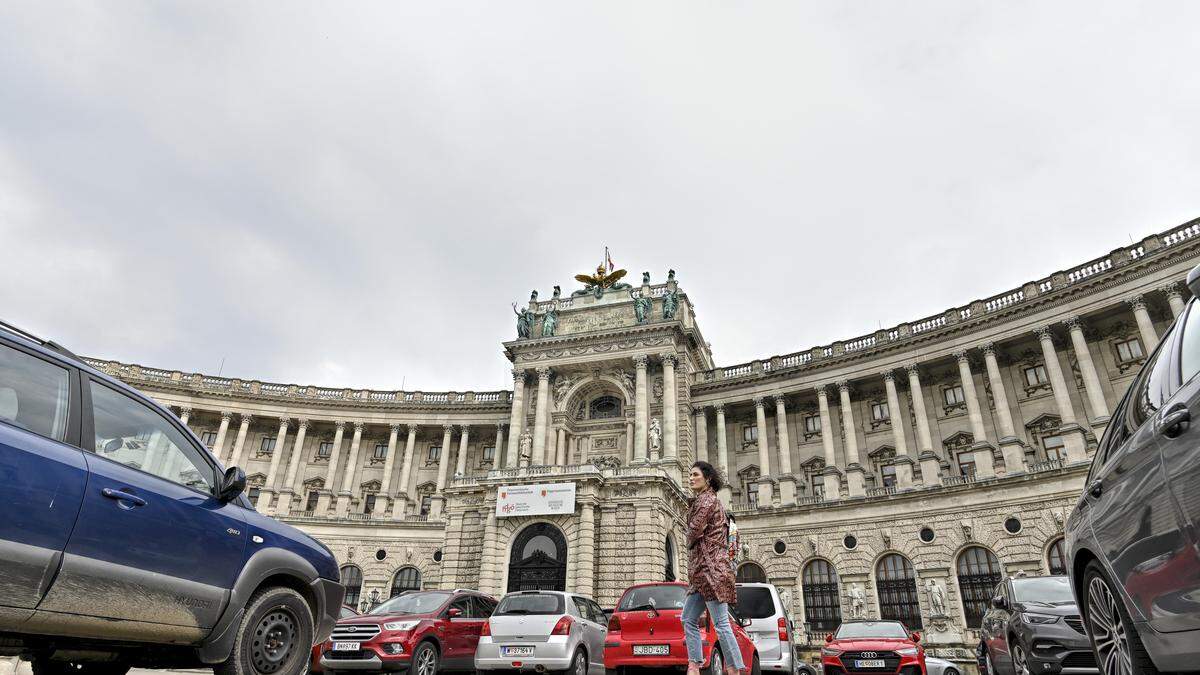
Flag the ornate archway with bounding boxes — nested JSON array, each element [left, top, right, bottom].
[[507, 523, 568, 592]]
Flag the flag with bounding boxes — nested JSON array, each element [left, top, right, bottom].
[[605, 247, 615, 272]]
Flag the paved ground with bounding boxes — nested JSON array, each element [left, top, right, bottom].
[[0, 662, 207, 675]]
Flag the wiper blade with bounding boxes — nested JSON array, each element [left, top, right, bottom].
[[624, 603, 659, 615], [500, 609, 530, 615]]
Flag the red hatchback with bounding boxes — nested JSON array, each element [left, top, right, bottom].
[[821, 620, 925, 675], [315, 589, 496, 674], [604, 582, 759, 674]]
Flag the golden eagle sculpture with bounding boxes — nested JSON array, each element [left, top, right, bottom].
[[574, 265, 627, 290]]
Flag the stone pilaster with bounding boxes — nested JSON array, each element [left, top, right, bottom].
[[1065, 316, 1111, 423], [506, 370, 526, 468], [212, 411, 232, 463], [753, 397, 774, 505], [838, 382, 866, 497], [431, 424, 453, 518], [882, 372, 913, 489], [395, 424, 418, 518], [318, 421, 346, 513], [693, 407, 708, 462], [982, 344, 1026, 475], [258, 417, 290, 510], [715, 404, 732, 505], [634, 356, 649, 462], [227, 414, 253, 468], [1129, 295, 1160, 353], [532, 368, 552, 465], [1036, 326, 1088, 463], [279, 419, 308, 515], [661, 354, 678, 461], [336, 422, 364, 516], [955, 351, 995, 479]]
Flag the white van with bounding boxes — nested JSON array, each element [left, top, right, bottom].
[[735, 582, 798, 674]]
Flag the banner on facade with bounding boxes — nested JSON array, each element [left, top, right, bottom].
[[496, 482, 576, 517]]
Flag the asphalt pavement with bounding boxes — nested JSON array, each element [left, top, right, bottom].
[[0, 662, 207, 675]]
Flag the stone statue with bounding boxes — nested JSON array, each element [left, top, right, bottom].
[[780, 588, 792, 614], [519, 431, 533, 464], [662, 289, 679, 319], [667, 269, 676, 282], [642, 271, 651, 285], [552, 285, 561, 299], [530, 289, 538, 302], [553, 375, 573, 406], [926, 579, 947, 617], [648, 418, 663, 454], [849, 583, 866, 619], [512, 303, 535, 339], [631, 290, 652, 324], [541, 305, 558, 337]]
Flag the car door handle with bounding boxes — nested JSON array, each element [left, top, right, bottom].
[[1088, 480, 1103, 499], [101, 487, 147, 507], [1160, 405, 1190, 438]]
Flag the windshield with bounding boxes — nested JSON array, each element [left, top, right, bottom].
[[735, 587, 776, 619], [1013, 577, 1075, 605], [369, 591, 450, 616], [495, 593, 565, 615], [618, 585, 687, 611], [835, 621, 909, 639]]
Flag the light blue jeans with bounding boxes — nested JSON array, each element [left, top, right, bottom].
[[681, 591, 745, 670]]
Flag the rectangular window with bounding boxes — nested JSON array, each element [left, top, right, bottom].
[[1043, 435, 1065, 462], [317, 441, 333, 458], [481, 445, 496, 463], [247, 486, 261, 503], [305, 490, 319, 511], [943, 385, 965, 406], [957, 450, 976, 477], [747, 489, 758, 510], [200, 431, 217, 448], [1024, 365, 1049, 387], [364, 494, 376, 514], [1115, 338, 1144, 362], [881, 464, 897, 487], [871, 402, 889, 422], [373, 443, 387, 459], [420, 495, 432, 516], [259, 436, 276, 454], [427, 446, 441, 462], [743, 425, 758, 442], [0, 343, 71, 442], [804, 415, 820, 433]]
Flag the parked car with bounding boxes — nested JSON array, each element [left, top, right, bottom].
[[820, 620, 925, 675], [311, 605, 359, 672], [736, 582, 800, 674], [1066, 264, 1200, 675], [475, 590, 607, 674], [603, 581, 760, 675], [980, 575, 1096, 675], [0, 321, 344, 675], [318, 589, 496, 673], [924, 656, 963, 675]]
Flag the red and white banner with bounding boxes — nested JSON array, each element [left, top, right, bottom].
[[496, 482, 577, 517]]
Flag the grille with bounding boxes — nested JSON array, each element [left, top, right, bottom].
[[1061, 651, 1097, 669], [331, 624, 381, 640], [842, 651, 901, 672], [1064, 616, 1086, 635]]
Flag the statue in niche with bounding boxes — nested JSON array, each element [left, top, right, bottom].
[[663, 289, 679, 319], [649, 418, 663, 454], [541, 304, 559, 337], [512, 303, 535, 339], [631, 289, 652, 324], [848, 583, 866, 619], [553, 375, 574, 406], [926, 579, 948, 617], [519, 431, 533, 464]]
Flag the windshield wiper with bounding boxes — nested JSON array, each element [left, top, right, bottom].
[[499, 609, 531, 615], [623, 603, 659, 617]]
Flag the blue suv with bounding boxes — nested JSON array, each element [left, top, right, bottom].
[[0, 321, 344, 675]]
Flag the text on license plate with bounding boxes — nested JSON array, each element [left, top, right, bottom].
[[633, 645, 670, 656], [855, 660, 886, 669], [332, 642, 360, 651], [502, 647, 534, 656]]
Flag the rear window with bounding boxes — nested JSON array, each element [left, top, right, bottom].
[[618, 585, 687, 611], [496, 593, 564, 615], [735, 586, 776, 619]]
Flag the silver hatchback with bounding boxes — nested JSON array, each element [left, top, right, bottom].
[[475, 590, 608, 674]]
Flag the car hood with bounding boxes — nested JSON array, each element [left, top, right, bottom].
[[244, 510, 340, 582], [830, 638, 916, 651], [1014, 602, 1079, 617]]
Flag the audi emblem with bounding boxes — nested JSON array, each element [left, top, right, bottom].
[[861, 652, 877, 658]]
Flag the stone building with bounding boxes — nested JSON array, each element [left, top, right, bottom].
[[85, 218, 1200, 664]]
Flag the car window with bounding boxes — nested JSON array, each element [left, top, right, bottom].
[[1179, 302, 1200, 385], [495, 593, 565, 615], [735, 586, 776, 619], [339, 606, 357, 619], [450, 596, 473, 618], [618, 585, 687, 611], [89, 381, 215, 492], [1128, 328, 1176, 429], [1093, 389, 1133, 472], [0, 343, 70, 442], [572, 597, 591, 621], [588, 600, 606, 625], [473, 596, 496, 618]]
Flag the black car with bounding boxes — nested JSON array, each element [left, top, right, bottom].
[[1066, 263, 1200, 674], [980, 575, 1096, 675]]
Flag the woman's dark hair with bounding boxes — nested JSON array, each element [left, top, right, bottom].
[[691, 461, 723, 492]]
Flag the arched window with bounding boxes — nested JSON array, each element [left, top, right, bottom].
[[876, 554, 922, 629], [340, 564, 363, 608], [589, 395, 622, 419], [391, 567, 421, 598], [802, 559, 842, 632], [508, 523, 568, 592], [1047, 538, 1067, 576], [736, 562, 767, 583], [957, 546, 1003, 629], [665, 535, 676, 582]]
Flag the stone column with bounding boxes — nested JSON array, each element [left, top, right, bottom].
[[1065, 316, 1111, 423], [212, 412, 232, 462], [531, 368, 551, 465], [662, 354, 678, 460], [837, 382, 866, 497], [981, 344, 1025, 474], [395, 425, 418, 518], [774, 396, 796, 505], [506, 370, 526, 468], [882, 372, 914, 489], [555, 428, 567, 465], [907, 365, 941, 486], [431, 424, 453, 517], [633, 356, 649, 462], [479, 509, 502, 596], [258, 417, 290, 510], [456, 425, 471, 477], [693, 407, 709, 462], [1129, 295, 1160, 352], [318, 421, 346, 512], [625, 421, 634, 464], [336, 422, 364, 516], [178, 408, 191, 426], [494, 423, 505, 469], [715, 404, 731, 505], [1164, 283, 1187, 318], [379, 423, 400, 514], [816, 385, 841, 498], [753, 397, 774, 506], [1036, 326, 1089, 463], [573, 501, 596, 597], [279, 419, 308, 514], [227, 414, 253, 468], [955, 351, 995, 479]]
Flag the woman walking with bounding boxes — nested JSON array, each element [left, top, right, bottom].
[[682, 461, 746, 675]]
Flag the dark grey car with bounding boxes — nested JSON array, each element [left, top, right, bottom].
[[980, 576, 1096, 675], [1065, 264, 1200, 674]]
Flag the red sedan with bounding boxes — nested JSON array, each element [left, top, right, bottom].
[[604, 581, 759, 674], [821, 620, 925, 675]]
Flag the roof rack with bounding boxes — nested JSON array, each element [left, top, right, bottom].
[[0, 319, 80, 361]]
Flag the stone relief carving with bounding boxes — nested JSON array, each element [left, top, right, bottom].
[[592, 455, 622, 470], [926, 578, 948, 617]]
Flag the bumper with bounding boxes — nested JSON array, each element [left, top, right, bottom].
[[476, 636, 574, 671], [760, 653, 795, 672], [604, 640, 712, 668], [1020, 624, 1098, 674], [822, 656, 925, 675], [320, 651, 411, 672], [311, 577, 346, 643]]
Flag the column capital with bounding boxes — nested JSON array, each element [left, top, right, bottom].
[[753, 396, 765, 409], [836, 380, 850, 394], [388, 423, 400, 434], [334, 420, 346, 431], [905, 363, 921, 378], [660, 353, 677, 367], [714, 403, 725, 415], [814, 383, 829, 397], [352, 422, 364, 433], [296, 418, 309, 430], [981, 342, 997, 357], [1064, 315, 1084, 332], [953, 350, 970, 364], [459, 424, 470, 435], [772, 395, 787, 410], [692, 405, 707, 416], [511, 368, 526, 383], [1161, 281, 1183, 300], [881, 370, 896, 383], [277, 416, 292, 428], [1127, 294, 1147, 311], [220, 411, 233, 422], [237, 413, 253, 426], [1034, 325, 1055, 342], [535, 366, 552, 380], [179, 407, 193, 416], [442, 423, 454, 434], [496, 421, 506, 430], [633, 355, 649, 369]]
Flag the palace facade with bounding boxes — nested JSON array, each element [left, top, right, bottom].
[[86, 218, 1200, 663]]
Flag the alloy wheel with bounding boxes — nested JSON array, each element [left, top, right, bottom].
[[250, 608, 297, 674], [575, 651, 587, 675], [1086, 576, 1132, 675], [1012, 643, 1029, 675], [416, 646, 438, 675], [710, 646, 723, 673]]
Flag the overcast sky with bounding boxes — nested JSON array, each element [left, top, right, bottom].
[[2, 2, 1198, 392]]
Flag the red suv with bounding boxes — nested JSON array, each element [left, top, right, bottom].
[[821, 620, 925, 675], [604, 581, 759, 674], [316, 589, 497, 673]]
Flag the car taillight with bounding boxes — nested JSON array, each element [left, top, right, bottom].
[[481, 620, 491, 637], [778, 616, 788, 641], [700, 611, 711, 630], [607, 613, 621, 633], [551, 616, 573, 635]]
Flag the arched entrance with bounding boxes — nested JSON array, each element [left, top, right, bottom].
[[507, 523, 568, 592]]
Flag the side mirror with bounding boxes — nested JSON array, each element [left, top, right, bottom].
[[825, 633, 835, 643], [1187, 263, 1200, 299], [736, 616, 751, 628], [911, 631, 921, 643], [447, 607, 463, 619], [102, 438, 123, 454], [990, 596, 1008, 610], [218, 466, 246, 503]]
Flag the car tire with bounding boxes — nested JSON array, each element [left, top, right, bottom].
[[411, 640, 440, 675], [944, 668, 960, 675], [1081, 560, 1159, 675], [702, 643, 724, 675], [215, 586, 314, 675], [31, 659, 129, 675], [751, 653, 762, 675], [557, 648, 587, 675], [1011, 637, 1030, 675]]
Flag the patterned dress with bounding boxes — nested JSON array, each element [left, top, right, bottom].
[[686, 489, 737, 604]]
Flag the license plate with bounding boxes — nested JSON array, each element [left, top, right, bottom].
[[633, 644, 670, 656], [332, 642, 360, 651], [855, 660, 886, 669], [502, 646, 534, 656]]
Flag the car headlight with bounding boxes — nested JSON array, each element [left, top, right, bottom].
[[896, 647, 918, 656], [1022, 613, 1060, 625], [821, 647, 843, 657], [383, 620, 421, 631]]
